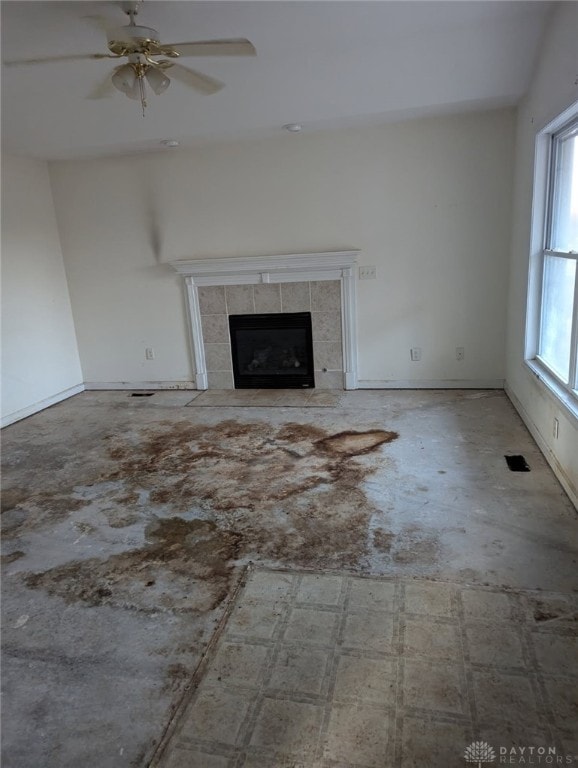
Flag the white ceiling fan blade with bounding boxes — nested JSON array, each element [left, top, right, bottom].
[[87, 72, 117, 100], [167, 64, 224, 95], [164, 39, 256, 57], [4, 53, 116, 67]]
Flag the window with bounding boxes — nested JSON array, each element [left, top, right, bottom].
[[527, 108, 578, 412]]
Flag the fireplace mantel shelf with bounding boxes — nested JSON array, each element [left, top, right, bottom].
[[169, 251, 360, 390], [169, 251, 360, 285]]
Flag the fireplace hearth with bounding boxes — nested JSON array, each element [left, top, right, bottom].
[[229, 312, 315, 388]]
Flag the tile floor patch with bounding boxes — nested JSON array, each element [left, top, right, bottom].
[[155, 569, 577, 768], [205, 642, 270, 688], [240, 756, 309, 768], [243, 572, 294, 602], [323, 703, 392, 767], [461, 589, 512, 621], [179, 686, 253, 745], [283, 607, 338, 646], [403, 659, 465, 715], [341, 611, 395, 652], [249, 698, 324, 757], [401, 718, 470, 768], [543, 677, 578, 731], [333, 655, 397, 705], [403, 617, 460, 660], [268, 648, 329, 696], [404, 581, 454, 617], [472, 671, 541, 728], [296, 574, 343, 606], [476, 723, 551, 752], [531, 634, 578, 676], [163, 748, 231, 768], [349, 578, 396, 611], [227, 600, 286, 640], [466, 623, 525, 668]]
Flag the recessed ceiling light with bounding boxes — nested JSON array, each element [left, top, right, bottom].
[[160, 139, 179, 147], [283, 123, 302, 133]]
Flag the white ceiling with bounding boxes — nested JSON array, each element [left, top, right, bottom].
[[1, 0, 552, 160]]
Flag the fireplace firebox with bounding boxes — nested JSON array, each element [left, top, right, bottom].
[[229, 312, 315, 389]]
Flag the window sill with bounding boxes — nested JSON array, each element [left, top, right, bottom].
[[524, 358, 578, 427]]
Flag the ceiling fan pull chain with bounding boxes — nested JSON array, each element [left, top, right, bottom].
[[138, 70, 147, 116]]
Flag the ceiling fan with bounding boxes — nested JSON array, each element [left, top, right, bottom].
[[4, 1, 256, 116]]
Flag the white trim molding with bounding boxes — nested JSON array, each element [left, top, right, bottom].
[[358, 379, 505, 390], [505, 383, 577, 509], [170, 251, 360, 390], [524, 100, 578, 419], [1, 383, 85, 428]]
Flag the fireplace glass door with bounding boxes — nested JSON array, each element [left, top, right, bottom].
[[229, 312, 315, 388]]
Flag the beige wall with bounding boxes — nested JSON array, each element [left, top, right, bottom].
[[1, 155, 83, 425], [505, 2, 578, 506], [49, 107, 515, 389]]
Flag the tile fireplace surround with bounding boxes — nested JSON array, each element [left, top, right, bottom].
[[170, 252, 359, 390]]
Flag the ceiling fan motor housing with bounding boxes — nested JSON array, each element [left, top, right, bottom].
[[108, 25, 161, 55]]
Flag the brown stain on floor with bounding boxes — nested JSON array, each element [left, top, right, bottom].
[[392, 524, 441, 565], [529, 595, 578, 626], [25, 518, 241, 614], [1, 550, 25, 564], [2, 493, 89, 538], [12, 420, 402, 614], [373, 528, 394, 553], [103, 420, 398, 522], [316, 430, 397, 456], [1, 488, 28, 513]]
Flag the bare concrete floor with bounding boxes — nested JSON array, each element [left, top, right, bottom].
[[1, 389, 576, 767]]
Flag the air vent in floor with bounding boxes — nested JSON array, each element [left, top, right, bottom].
[[505, 455, 530, 472]]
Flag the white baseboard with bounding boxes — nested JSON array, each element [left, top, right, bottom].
[[84, 381, 197, 391], [505, 384, 577, 509], [1, 383, 85, 428], [357, 379, 504, 390], [343, 371, 357, 390]]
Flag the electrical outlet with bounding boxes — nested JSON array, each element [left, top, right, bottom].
[[359, 266, 377, 280], [145, 347, 154, 360], [410, 347, 421, 362], [456, 346, 465, 361], [553, 418, 559, 439]]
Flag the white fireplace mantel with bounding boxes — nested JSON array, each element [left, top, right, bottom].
[[169, 251, 360, 390]]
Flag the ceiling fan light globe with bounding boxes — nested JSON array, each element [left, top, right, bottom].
[[145, 66, 170, 95], [111, 63, 137, 94], [125, 79, 142, 100]]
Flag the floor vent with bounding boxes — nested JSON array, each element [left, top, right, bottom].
[[130, 392, 155, 398], [505, 454, 530, 472]]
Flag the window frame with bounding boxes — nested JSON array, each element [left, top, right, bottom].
[[525, 100, 578, 423]]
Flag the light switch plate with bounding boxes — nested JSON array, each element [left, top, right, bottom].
[[359, 266, 377, 280]]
